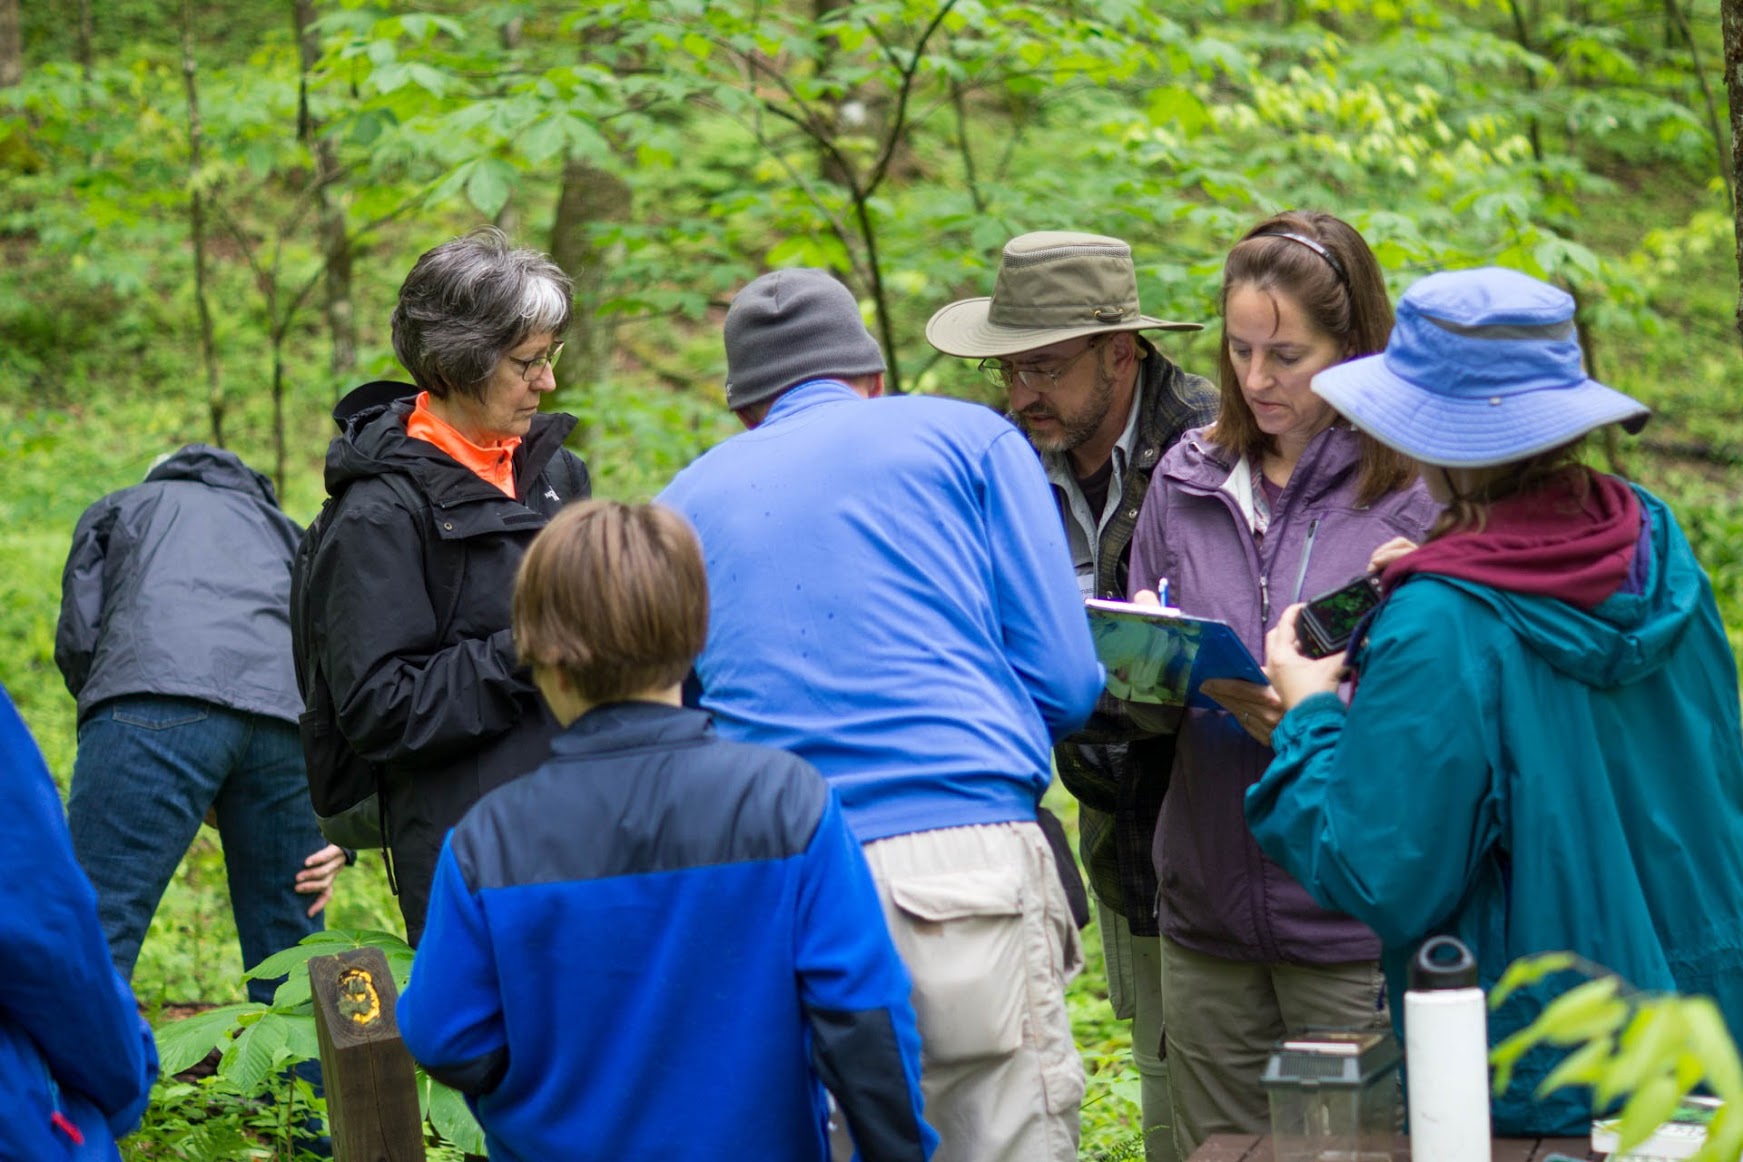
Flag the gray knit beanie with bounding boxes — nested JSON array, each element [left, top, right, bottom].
[[723, 268, 887, 410]]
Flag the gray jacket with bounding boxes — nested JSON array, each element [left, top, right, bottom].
[[55, 444, 304, 724]]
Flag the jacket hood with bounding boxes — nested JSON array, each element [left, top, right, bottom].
[[144, 443, 280, 508], [1411, 485, 1701, 689], [322, 379, 576, 502], [1165, 422, 1366, 508]]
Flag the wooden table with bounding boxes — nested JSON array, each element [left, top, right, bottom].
[[1188, 1134, 1598, 1161]]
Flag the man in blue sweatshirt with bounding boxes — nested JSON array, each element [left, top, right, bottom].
[[658, 268, 1105, 1162], [397, 500, 933, 1162]]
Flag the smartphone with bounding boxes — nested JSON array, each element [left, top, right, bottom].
[[1296, 573, 1385, 659]]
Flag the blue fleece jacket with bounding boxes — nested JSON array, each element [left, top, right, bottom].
[[396, 702, 935, 1162], [656, 380, 1103, 841], [0, 685, 157, 1161], [1246, 485, 1743, 1135]]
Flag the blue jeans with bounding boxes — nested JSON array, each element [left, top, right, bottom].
[[68, 695, 326, 1007]]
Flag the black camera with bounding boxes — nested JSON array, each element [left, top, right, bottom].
[[1295, 573, 1385, 659]]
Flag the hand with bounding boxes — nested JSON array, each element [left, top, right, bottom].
[[1367, 536, 1418, 573], [1264, 603, 1349, 712], [296, 844, 348, 918], [1130, 588, 1161, 607], [1198, 678, 1285, 746]]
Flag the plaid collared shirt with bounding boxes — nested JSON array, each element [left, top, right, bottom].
[[1046, 342, 1216, 934]]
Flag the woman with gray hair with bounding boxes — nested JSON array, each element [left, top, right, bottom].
[[301, 226, 590, 941]]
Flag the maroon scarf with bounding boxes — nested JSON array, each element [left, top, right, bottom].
[[1380, 468, 1642, 611]]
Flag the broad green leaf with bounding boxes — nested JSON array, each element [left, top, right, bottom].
[[429, 1079, 487, 1153], [218, 1012, 291, 1097], [1684, 998, 1743, 1100], [1613, 1073, 1687, 1159], [1595, 1003, 1685, 1107], [153, 1003, 263, 1076], [1535, 1036, 1613, 1099], [465, 159, 515, 218]]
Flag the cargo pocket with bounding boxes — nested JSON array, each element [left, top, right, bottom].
[[888, 868, 1026, 1065]]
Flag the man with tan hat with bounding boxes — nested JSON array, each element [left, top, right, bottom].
[[928, 232, 1216, 1162], [659, 267, 1104, 1162]]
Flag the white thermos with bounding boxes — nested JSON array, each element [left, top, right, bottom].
[[1405, 935, 1492, 1162]]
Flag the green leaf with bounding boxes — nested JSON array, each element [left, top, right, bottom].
[[1595, 1003, 1685, 1107], [1613, 1073, 1686, 1159], [1684, 997, 1743, 1100], [1535, 1036, 1613, 1099], [1531, 975, 1627, 1043], [217, 1012, 291, 1096], [246, 939, 345, 981], [428, 1079, 487, 1153], [153, 1003, 263, 1076], [465, 159, 515, 218]]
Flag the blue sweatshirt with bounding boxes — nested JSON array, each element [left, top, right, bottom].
[[396, 702, 935, 1162], [0, 685, 157, 1160], [657, 380, 1103, 841]]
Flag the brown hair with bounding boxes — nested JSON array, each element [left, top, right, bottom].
[[512, 500, 708, 704], [1209, 210, 1414, 505], [1426, 440, 1591, 540]]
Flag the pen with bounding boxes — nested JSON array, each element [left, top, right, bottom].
[[1156, 577, 1170, 607]]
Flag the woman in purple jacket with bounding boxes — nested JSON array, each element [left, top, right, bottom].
[[1126, 211, 1439, 1156]]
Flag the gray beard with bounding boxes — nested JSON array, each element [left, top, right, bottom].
[[1017, 363, 1116, 456]]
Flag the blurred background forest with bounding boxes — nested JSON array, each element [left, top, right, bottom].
[[1, 0, 1740, 1156]]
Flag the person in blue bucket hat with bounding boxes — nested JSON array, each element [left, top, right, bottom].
[[1244, 266, 1743, 1135]]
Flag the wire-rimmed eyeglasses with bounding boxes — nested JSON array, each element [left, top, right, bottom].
[[978, 336, 1104, 392], [507, 341, 565, 383]]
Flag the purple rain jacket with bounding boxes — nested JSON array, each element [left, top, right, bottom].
[[1128, 424, 1439, 964]]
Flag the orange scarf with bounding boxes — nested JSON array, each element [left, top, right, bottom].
[[405, 392, 521, 498]]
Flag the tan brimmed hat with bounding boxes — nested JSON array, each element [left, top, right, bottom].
[[926, 231, 1203, 358]]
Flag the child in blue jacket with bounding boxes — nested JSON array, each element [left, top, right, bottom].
[[397, 499, 935, 1162]]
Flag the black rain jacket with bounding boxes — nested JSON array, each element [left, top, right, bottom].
[[305, 382, 590, 941], [56, 444, 303, 724]]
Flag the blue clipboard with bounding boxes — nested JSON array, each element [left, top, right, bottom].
[[1085, 599, 1268, 710]]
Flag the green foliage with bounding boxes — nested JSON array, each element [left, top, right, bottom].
[[1491, 954, 1743, 1161], [140, 928, 483, 1158], [4, 0, 1742, 1157]]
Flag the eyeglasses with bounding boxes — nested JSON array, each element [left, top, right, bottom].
[[507, 341, 564, 382], [978, 337, 1104, 392]]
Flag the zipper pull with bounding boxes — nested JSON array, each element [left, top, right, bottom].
[[51, 1110, 84, 1145], [1260, 574, 1270, 626]]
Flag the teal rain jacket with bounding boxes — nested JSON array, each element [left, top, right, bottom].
[[1246, 485, 1743, 1135]]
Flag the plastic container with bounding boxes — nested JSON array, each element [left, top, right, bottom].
[[1262, 1030, 1402, 1162]]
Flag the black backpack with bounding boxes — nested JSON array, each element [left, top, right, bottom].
[[289, 471, 428, 851]]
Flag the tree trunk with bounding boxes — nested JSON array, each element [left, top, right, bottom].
[[1665, 0, 1734, 212], [181, 0, 224, 446], [0, 0, 22, 88], [292, 0, 357, 381], [1723, 0, 1743, 346], [77, 0, 93, 83], [549, 156, 631, 428]]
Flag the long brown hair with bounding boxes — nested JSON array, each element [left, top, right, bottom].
[[1426, 441, 1592, 540], [1208, 210, 1414, 504]]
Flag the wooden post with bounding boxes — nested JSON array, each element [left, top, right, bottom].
[[309, 947, 426, 1162]]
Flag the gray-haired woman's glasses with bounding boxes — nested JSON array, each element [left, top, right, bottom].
[[508, 341, 565, 383]]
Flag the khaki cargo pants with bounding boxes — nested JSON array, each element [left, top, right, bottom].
[[830, 820, 1084, 1162]]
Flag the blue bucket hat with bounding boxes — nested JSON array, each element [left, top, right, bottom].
[[1311, 267, 1649, 468]]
